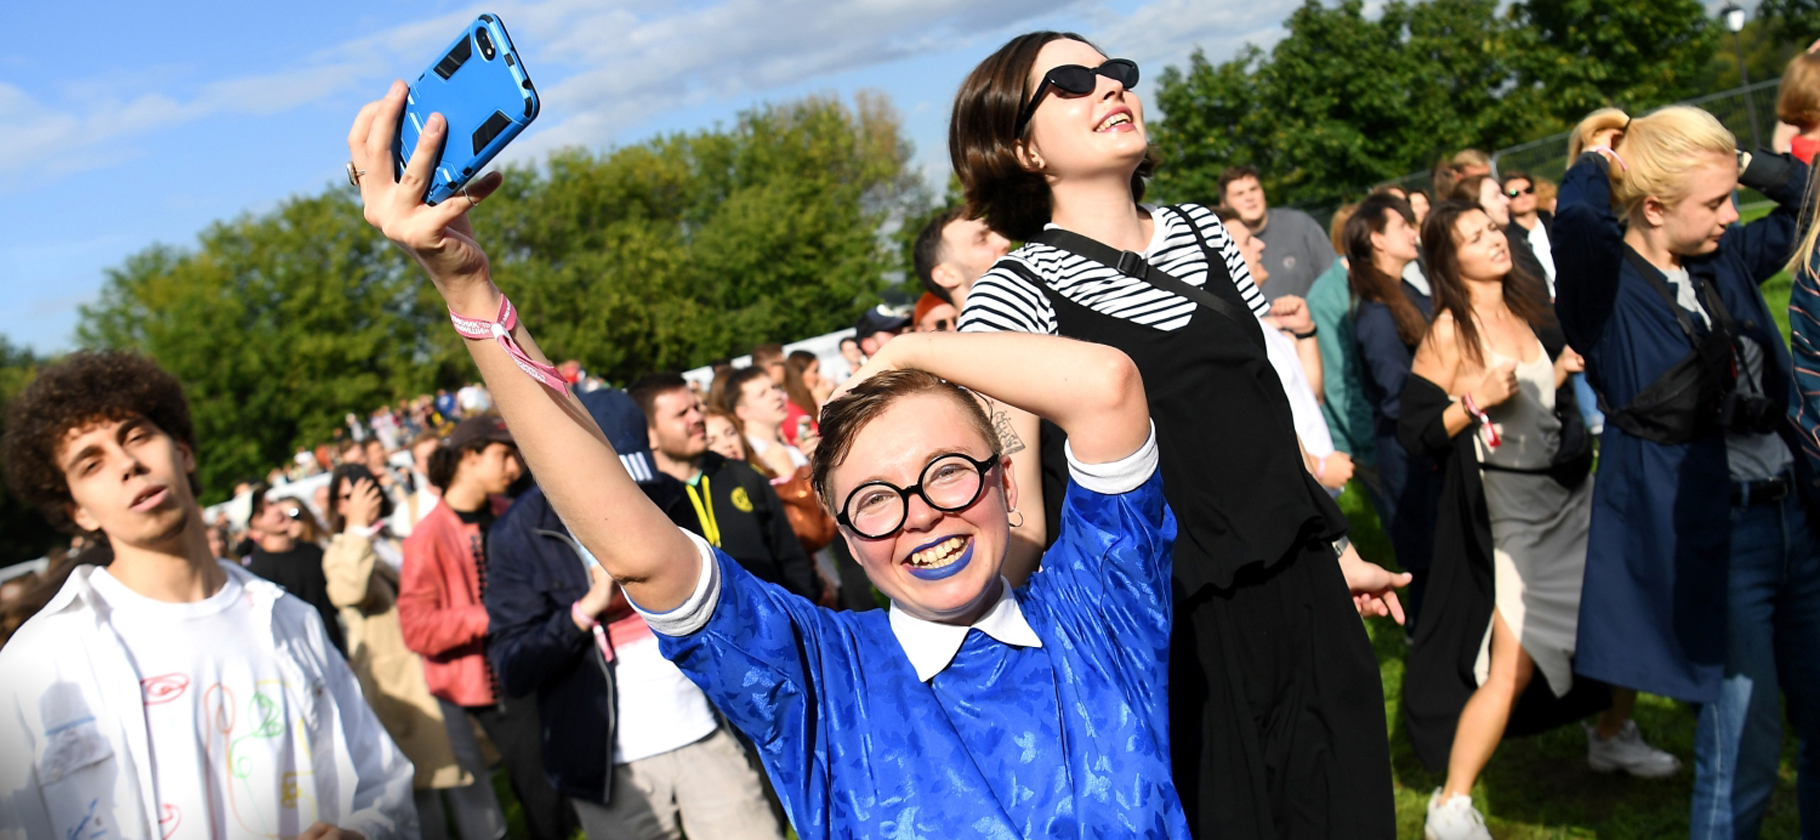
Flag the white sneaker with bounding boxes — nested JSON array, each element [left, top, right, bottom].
[[1584, 720, 1681, 777], [1424, 789, 1492, 840]]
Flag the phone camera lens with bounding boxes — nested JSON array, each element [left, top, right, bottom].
[[475, 28, 496, 60]]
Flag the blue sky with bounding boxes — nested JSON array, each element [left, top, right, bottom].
[[0, 0, 1305, 355]]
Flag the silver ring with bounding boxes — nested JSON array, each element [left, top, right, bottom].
[[346, 161, 365, 187]]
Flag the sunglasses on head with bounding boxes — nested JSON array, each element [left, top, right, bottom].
[[1015, 58, 1140, 133], [1505, 184, 1534, 197], [284, 506, 304, 520]]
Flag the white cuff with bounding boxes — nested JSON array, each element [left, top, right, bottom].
[[631, 530, 722, 637], [1063, 423, 1159, 495]]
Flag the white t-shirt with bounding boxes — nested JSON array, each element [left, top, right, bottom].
[[87, 569, 327, 836], [1259, 320, 1339, 496], [610, 633, 719, 764]]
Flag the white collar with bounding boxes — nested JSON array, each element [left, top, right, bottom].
[[888, 577, 1043, 682]]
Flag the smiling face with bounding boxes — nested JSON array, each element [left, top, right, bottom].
[[60, 416, 198, 549], [828, 392, 1015, 624], [1652, 152, 1740, 257], [1450, 209, 1512, 282], [1021, 39, 1148, 185]]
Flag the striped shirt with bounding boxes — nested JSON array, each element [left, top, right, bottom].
[[958, 204, 1268, 336]]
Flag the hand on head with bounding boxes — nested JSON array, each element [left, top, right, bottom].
[[344, 477, 383, 530]]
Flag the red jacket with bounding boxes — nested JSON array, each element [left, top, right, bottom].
[[398, 496, 510, 706]]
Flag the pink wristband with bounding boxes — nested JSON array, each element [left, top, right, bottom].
[[1586, 145, 1628, 172], [1462, 394, 1501, 448], [570, 600, 599, 630], [449, 295, 568, 391]]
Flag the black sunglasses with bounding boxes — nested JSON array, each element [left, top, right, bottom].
[[1505, 184, 1534, 197], [1015, 58, 1140, 133]]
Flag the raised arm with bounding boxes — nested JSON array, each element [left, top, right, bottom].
[[835, 330, 1149, 466], [1552, 152, 1628, 352], [1732, 152, 1812, 283], [349, 83, 699, 612]]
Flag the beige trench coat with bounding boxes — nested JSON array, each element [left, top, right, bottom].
[[324, 531, 471, 790]]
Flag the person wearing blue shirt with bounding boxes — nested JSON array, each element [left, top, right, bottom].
[[345, 76, 1188, 838]]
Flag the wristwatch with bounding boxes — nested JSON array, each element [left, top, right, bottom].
[[1331, 534, 1353, 559]]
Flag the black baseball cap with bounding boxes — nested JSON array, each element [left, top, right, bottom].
[[447, 415, 514, 451], [854, 305, 911, 340]]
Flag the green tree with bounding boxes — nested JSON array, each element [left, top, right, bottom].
[[1150, 0, 1719, 208], [78, 91, 920, 500], [0, 339, 65, 566]]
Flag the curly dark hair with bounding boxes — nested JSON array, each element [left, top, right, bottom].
[[3, 351, 196, 532]]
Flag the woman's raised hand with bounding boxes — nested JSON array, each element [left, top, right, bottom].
[[347, 81, 506, 314], [1470, 361, 1520, 408], [345, 477, 384, 531]]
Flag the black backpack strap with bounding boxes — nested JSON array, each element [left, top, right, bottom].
[[1026, 212, 1265, 350], [1621, 245, 1707, 346]]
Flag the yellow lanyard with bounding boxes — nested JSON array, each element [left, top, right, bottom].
[[684, 474, 721, 547]]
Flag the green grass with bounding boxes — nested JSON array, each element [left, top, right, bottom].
[[1343, 482, 1806, 839]]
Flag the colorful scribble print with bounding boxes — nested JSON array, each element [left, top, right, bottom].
[[200, 679, 316, 837], [68, 797, 105, 839], [158, 803, 180, 840], [139, 674, 189, 705]]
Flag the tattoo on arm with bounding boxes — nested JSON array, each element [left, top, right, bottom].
[[989, 402, 1027, 456]]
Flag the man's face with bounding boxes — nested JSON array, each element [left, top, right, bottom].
[[648, 389, 708, 461], [365, 440, 388, 472], [1222, 176, 1268, 228], [860, 331, 899, 358], [59, 416, 197, 549], [1504, 177, 1537, 216], [840, 340, 863, 364], [937, 217, 1011, 295], [762, 358, 786, 385], [1227, 223, 1268, 284], [462, 442, 523, 496], [412, 439, 439, 473]]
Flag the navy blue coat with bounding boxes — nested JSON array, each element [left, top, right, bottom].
[[482, 480, 699, 804], [1554, 151, 1813, 703]]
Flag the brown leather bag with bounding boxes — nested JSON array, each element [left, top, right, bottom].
[[771, 465, 837, 554]]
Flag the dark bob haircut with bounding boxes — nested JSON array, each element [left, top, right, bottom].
[[3, 351, 198, 532], [950, 31, 1157, 242]]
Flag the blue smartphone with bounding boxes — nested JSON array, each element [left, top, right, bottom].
[[393, 14, 539, 205]]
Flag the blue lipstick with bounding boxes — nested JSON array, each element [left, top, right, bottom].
[[906, 536, 973, 581]]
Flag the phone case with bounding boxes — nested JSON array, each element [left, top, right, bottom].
[[393, 14, 539, 205]]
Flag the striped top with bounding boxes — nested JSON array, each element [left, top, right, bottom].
[[958, 204, 1268, 336]]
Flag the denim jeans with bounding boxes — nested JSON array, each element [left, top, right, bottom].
[[1571, 372, 1603, 432], [1691, 487, 1820, 839]]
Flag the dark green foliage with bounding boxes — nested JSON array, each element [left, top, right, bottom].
[[75, 93, 919, 501], [1149, 0, 1719, 208]]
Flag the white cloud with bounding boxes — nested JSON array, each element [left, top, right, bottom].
[[2, 0, 1283, 194]]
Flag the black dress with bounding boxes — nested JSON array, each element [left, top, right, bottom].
[[1019, 210, 1394, 839]]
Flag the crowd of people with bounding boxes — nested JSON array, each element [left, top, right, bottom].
[[7, 26, 1820, 840]]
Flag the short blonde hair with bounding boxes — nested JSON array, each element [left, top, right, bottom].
[[1603, 106, 1737, 220], [1779, 53, 1820, 131]]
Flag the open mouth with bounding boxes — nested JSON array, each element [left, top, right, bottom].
[[130, 485, 169, 512], [904, 534, 973, 581], [1095, 108, 1134, 132]]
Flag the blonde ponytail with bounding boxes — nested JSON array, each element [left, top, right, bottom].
[[1608, 106, 1737, 220], [1567, 107, 1629, 164]]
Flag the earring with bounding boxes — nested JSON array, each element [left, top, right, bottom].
[[1008, 507, 1025, 528]]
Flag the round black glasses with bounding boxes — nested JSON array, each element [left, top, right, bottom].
[[1014, 58, 1140, 134], [837, 452, 1001, 540]]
